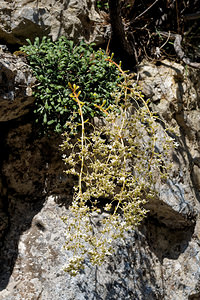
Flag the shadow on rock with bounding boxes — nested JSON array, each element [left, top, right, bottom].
[[0, 117, 69, 291], [143, 216, 195, 261], [76, 227, 164, 300], [0, 198, 45, 290]]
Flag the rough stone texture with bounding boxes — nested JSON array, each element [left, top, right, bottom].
[[0, 58, 200, 299], [0, 52, 35, 121], [0, 196, 199, 300], [1, 123, 69, 200], [0, 0, 104, 46], [137, 60, 200, 230]]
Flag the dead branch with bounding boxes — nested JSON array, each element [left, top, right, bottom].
[[184, 12, 200, 21], [174, 34, 200, 69], [134, 0, 159, 21]]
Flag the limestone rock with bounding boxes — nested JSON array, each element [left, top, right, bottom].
[[2, 123, 72, 200], [0, 0, 104, 46], [0, 52, 35, 121], [138, 60, 199, 118], [138, 60, 200, 228], [193, 165, 200, 190], [0, 196, 199, 300]]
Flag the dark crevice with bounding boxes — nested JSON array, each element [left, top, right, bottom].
[[0, 115, 46, 290], [0, 122, 10, 242], [0, 199, 45, 290], [141, 216, 195, 261], [188, 292, 200, 300], [0, 122, 11, 289]]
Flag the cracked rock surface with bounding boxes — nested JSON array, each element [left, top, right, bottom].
[[0, 52, 35, 121], [0, 0, 104, 46]]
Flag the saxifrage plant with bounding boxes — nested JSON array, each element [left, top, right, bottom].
[[61, 60, 175, 275], [20, 36, 122, 134], [21, 36, 175, 276]]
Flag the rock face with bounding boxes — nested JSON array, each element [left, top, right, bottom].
[[0, 0, 103, 46], [0, 56, 200, 298], [138, 60, 200, 227], [0, 52, 35, 121]]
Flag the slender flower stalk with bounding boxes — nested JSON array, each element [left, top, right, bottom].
[[61, 62, 174, 276]]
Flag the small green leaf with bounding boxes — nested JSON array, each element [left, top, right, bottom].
[[43, 113, 47, 123]]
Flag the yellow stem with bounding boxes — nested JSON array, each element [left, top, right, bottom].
[[71, 87, 85, 198]]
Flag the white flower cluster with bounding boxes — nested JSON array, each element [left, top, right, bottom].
[[60, 70, 174, 276]]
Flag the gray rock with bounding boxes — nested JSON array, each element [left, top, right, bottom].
[[0, 196, 199, 300], [0, 0, 104, 45], [193, 165, 200, 190], [0, 52, 35, 121]]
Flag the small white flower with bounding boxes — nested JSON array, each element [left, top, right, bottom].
[[173, 141, 179, 148]]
